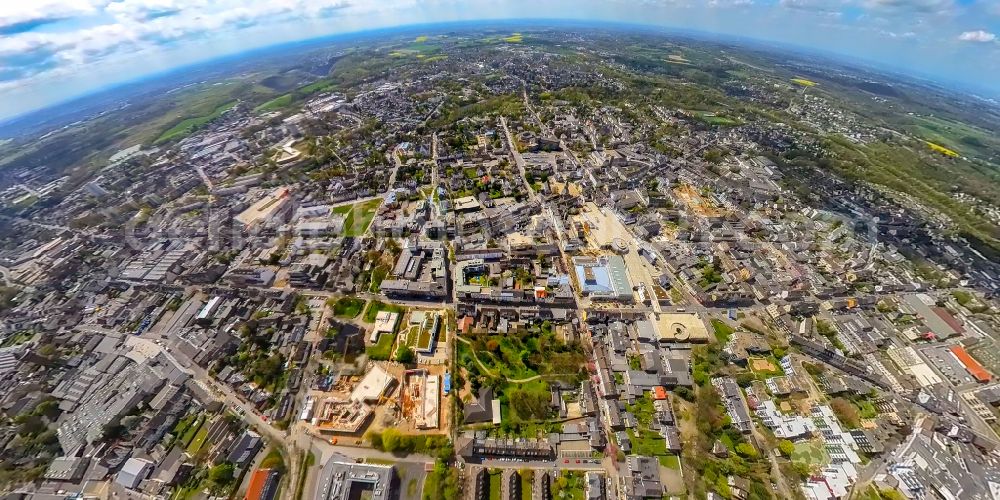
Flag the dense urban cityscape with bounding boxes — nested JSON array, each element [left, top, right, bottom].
[[0, 24, 999, 500]]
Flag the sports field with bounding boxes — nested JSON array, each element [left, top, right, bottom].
[[792, 440, 830, 467]]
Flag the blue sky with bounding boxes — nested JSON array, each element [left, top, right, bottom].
[[0, 0, 998, 120]]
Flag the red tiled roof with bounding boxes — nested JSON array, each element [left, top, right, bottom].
[[245, 468, 271, 500], [950, 346, 991, 383]]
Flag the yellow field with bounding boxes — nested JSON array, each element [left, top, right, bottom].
[[791, 78, 818, 87], [503, 33, 523, 43], [414, 35, 428, 43], [926, 141, 959, 157], [665, 54, 692, 65]]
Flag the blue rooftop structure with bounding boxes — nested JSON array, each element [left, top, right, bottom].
[[573, 255, 633, 301]]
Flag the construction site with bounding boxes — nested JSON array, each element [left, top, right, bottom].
[[401, 369, 441, 430], [300, 360, 453, 439], [302, 363, 398, 436], [673, 183, 726, 218]]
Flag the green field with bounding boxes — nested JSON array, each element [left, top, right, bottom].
[[155, 101, 236, 144], [792, 440, 830, 467], [711, 319, 734, 344], [255, 93, 294, 113], [416, 326, 434, 351], [10, 194, 38, 209], [366, 332, 397, 360], [363, 300, 406, 323], [179, 415, 204, 448], [626, 394, 674, 458], [520, 472, 533, 500], [908, 114, 999, 161], [696, 112, 740, 126], [488, 470, 502, 500], [660, 455, 681, 469], [171, 413, 198, 439], [254, 78, 337, 113], [298, 79, 334, 94], [331, 297, 366, 319], [0, 331, 33, 347], [186, 422, 211, 455], [549, 471, 586, 499], [333, 198, 382, 237], [389, 41, 442, 59], [459, 320, 586, 424]]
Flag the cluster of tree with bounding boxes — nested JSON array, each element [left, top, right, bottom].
[[684, 346, 775, 499], [207, 462, 235, 495], [366, 429, 453, 460], [505, 387, 552, 421], [423, 459, 460, 500], [830, 397, 862, 429], [550, 470, 584, 498], [395, 344, 415, 364], [0, 398, 64, 489], [0, 287, 19, 313]]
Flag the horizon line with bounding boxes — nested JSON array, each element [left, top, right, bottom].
[[2, 17, 997, 131]]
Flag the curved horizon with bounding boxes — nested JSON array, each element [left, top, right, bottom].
[[1, 0, 999, 123]]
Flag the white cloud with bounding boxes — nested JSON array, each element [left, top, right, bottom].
[[0, 0, 105, 30], [0, 0, 425, 86], [958, 30, 997, 42]]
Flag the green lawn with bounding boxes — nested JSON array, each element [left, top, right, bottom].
[[179, 415, 204, 447], [0, 330, 33, 347], [186, 422, 211, 455], [695, 111, 740, 126], [549, 470, 586, 499], [520, 471, 533, 500], [370, 265, 389, 293], [711, 319, 735, 344], [260, 448, 285, 471], [366, 332, 397, 361], [792, 440, 830, 467], [254, 93, 294, 113], [172, 413, 197, 439], [334, 199, 382, 237], [331, 297, 366, 319], [416, 327, 433, 351], [10, 194, 38, 208], [363, 300, 406, 323], [488, 470, 502, 500], [659, 455, 681, 469], [625, 394, 676, 459], [498, 378, 552, 422], [155, 101, 236, 144], [298, 79, 334, 94]]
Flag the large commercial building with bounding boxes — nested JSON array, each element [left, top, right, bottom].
[[235, 187, 293, 228], [380, 241, 449, 300], [574, 255, 633, 302], [314, 460, 395, 500]]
